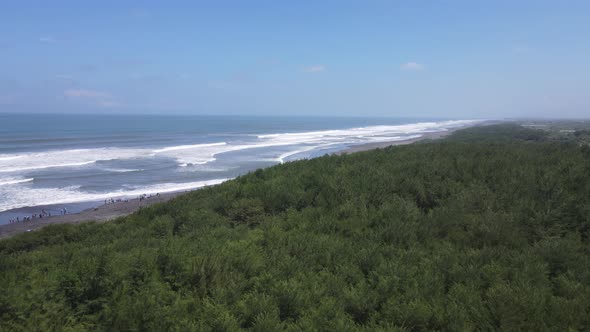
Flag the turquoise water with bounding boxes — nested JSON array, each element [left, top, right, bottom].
[[0, 114, 475, 223]]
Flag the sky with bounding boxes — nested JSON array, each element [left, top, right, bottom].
[[0, 0, 589, 119]]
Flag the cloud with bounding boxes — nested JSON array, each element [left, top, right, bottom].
[[64, 89, 111, 98], [55, 74, 74, 80], [79, 64, 99, 72], [400, 62, 425, 71], [64, 88, 121, 108], [39, 36, 57, 43], [303, 65, 326, 73]]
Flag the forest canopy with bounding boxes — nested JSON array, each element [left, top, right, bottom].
[[1, 123, 590, 331]]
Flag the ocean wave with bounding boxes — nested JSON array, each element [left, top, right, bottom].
[[0, 148, 146, 174], [152, 142, 227, 153], [257, 120, 477, 140], [0, 160, 97, 173], [0, 178, 34, 186], [0, 155, 23, 161], [0, 178, 228, 212], [102, 168, 145, 173], [0, 120, 480, 174], [276, 143, 341, 163]]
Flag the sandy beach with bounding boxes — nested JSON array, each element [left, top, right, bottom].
[[0, 127, 467, 240], [0, 192, 183, 239], [337, 130, 455, 154]]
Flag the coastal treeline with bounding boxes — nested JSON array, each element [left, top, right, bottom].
[[2, 124, 590, 331]]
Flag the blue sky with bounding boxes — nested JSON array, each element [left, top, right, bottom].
[[1, 0, 589, 118]]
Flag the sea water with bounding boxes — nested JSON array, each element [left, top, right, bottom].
[[0, 113, 476, 223]]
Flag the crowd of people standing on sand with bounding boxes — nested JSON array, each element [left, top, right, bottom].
[[7, 208, 68, 224], [103, 193, 160, 206], [6, 194, 163, 224], [139, 193, 160, 202], [104, 197, 129, 205]]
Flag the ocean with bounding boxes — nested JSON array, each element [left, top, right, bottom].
[[0, 113, 476, 224]]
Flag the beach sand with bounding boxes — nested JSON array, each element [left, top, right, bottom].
[[0, 192, 182, 239], [0, 127, 468, 239], [337, 130, 454, 155]]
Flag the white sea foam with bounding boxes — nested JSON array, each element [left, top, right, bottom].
[[257, 120, 476, 140], [276, 143, 341, 163], [0, 144, 225, 175], [153, 143, 230, 165], [0, 160, 97, 173], [152, 142, 227, 153], [0, 120, 479, 175], [0, 178, 34, 186], [0, 148, 146, 173], [102, 168, 145, 173], [0, 155, 23, 161], [0, 178, 228, 212]]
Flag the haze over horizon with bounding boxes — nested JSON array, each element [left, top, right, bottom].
[[1, 1, 589, 119]]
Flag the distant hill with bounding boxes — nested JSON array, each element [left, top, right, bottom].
[[2, 124, 590, 331]]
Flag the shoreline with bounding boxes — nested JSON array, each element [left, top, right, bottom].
[[0, 125, 478, 239], [336, 130, 455, 155], [0, 192, 184, 239]]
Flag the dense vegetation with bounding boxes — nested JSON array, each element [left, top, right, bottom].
[[2, 124, 590, 331]]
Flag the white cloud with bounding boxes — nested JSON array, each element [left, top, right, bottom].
[[64, 89, 111, 98], [55, 74, 74, 80], [64, 89, 120, 108], [39, 36, 57, 43], [304, 65, 326, 73], [400, 62, 425, 71]]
